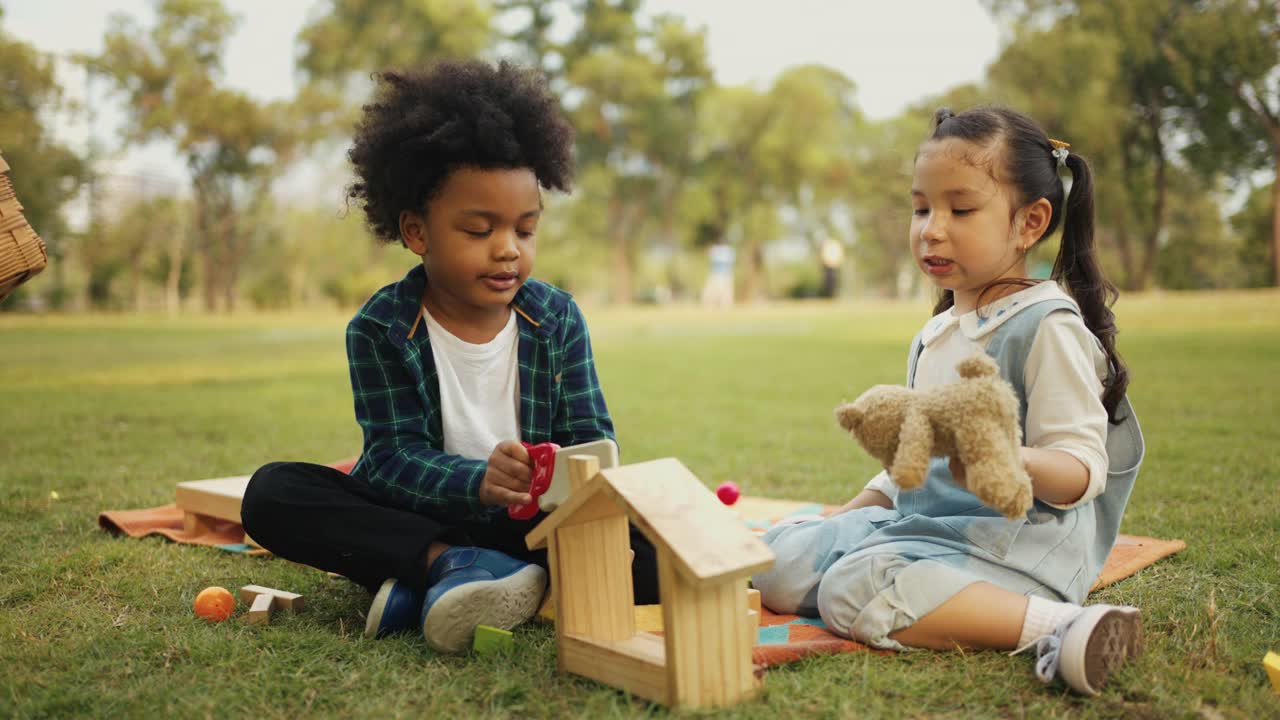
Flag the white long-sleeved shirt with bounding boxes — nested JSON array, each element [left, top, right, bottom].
[[865, 281, 1110, 510]]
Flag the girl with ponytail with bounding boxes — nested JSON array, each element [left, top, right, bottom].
[[754, 106, 1146, 698]]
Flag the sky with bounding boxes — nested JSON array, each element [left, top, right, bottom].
[[5, 0, 1003, 190]]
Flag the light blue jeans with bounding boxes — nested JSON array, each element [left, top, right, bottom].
[[753, 506, 1057, 650]]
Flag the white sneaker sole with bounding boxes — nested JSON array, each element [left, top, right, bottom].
[[422, 565, 547, 653], [1059, 605, 1144, 696], [363, 579, 397, 639]]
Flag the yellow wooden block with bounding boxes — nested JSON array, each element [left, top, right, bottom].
[[1265, 651, 1280, 693], [538, 599, 665, 633]]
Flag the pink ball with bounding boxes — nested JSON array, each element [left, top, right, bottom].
[[716, 481, 740, 506]]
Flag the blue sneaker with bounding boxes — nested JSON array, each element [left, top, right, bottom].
[[420, 547, 547, 653], [363, 578, 425, 639]]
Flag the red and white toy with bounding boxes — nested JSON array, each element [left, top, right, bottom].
[[508, 441, 560, 519]]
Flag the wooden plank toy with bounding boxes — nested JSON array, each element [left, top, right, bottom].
[[175, 475, 250, 535], [246, 593, 274, 625], [239, 585, 304, 626], [1265, 651, 1280, 693]]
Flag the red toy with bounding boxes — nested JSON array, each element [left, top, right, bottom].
[[508, 442, 560, 519], [716, 481, 741, 506]]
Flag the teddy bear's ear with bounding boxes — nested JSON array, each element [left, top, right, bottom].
[[834, 403, 862, 432], [956, 353, 999, 379]]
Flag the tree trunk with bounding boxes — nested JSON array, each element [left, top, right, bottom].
[[199, 223, 218, 312], [131, 251, 145, 312], [165, 232, 183, 316], [1111, 209, 1137, 290], [193, 184, 219, 313], [608, 196, 633, 304], [739, 237, 767, 302], [222, 220, 239, 313], [1136, 116, 1169, 291], [1272, 149, 1280, 286]]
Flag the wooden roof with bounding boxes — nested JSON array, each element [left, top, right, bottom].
[[526, 458, 774, 587]]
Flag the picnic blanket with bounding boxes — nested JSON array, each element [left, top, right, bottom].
[[99, 464, 1185, 667]]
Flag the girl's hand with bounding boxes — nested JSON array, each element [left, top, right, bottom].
[[479, 440, 533, 506]]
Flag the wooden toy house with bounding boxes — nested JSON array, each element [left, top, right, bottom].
[[525, 456, 775, 709]]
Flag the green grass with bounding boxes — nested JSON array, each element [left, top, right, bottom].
[[2, 291, 1278, 718]]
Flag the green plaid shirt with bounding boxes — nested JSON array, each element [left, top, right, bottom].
[[346, 264, 615, 521]]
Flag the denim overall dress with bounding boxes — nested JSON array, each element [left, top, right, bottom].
[[753, 298, 1145, 649]]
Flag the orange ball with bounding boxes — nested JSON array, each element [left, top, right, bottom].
[[193, 586, 236, 622]]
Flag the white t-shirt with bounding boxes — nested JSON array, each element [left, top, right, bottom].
[[420, 307, 521, 461], [865, 281, 1110, 510]]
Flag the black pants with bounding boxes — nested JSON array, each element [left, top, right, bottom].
[[241, 461, 660, 603]]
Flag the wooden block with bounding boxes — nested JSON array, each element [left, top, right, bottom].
[[746, 610, 760, 647], [175, 476, 250, 524], [562, 633, 668, 705], [555, 513, 634, 642], [473, 625, 515, 654], [1265, 651, 1280, 693], [242, 532, 263, 549], [746, 588, 761, 615], [567, 455, 600, 494], [557, 491, 624, 529], [182, 512, 217, 535], [547, 535, 568, 674], [660, 552, 756, 709], [247, 592, 274, 625], [239, 585, 304, 611]]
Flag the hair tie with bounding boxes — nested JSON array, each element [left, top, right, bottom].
[[1049, 138, 1071, 169]]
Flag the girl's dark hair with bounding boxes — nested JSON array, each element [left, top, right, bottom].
[[926, 106, 1128, 422], [347, 60, 575, 245]]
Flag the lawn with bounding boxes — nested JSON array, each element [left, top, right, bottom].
[[2, 290, 1278, 718]]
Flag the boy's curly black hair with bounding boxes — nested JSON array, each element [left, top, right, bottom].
[[347, 60, 575, 244]]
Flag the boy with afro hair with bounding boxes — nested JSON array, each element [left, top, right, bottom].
[[241, 60, 660, 653]]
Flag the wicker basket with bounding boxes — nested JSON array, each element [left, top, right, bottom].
[[0, 151, 49, 301]]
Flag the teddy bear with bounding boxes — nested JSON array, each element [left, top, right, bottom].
[[834, 353, 1033, 520]]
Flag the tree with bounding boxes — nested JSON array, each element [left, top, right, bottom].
[[0, 11, 85, 306], [986, 0, 1279, 291], [1232, 182, 1275, 288], [689, 83, 779, 299], [985, 0, 1188, 291], [295, 0, 494, 139], [88, 195, 186, 310], [1155, 169, 1240, 290], [1163, 0, 1280, 286], [88, 0, 295, 311], [558, 1, 713, 302], [846, 113, 925, 298], [758, 65, 863, 295]]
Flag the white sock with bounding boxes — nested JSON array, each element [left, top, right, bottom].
[[1017, 596, 1081, 648]]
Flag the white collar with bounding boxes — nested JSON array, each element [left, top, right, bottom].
[[920, 281, 1077, 347]]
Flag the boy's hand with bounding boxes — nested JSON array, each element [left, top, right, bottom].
[[480, 440, 533, 506]]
